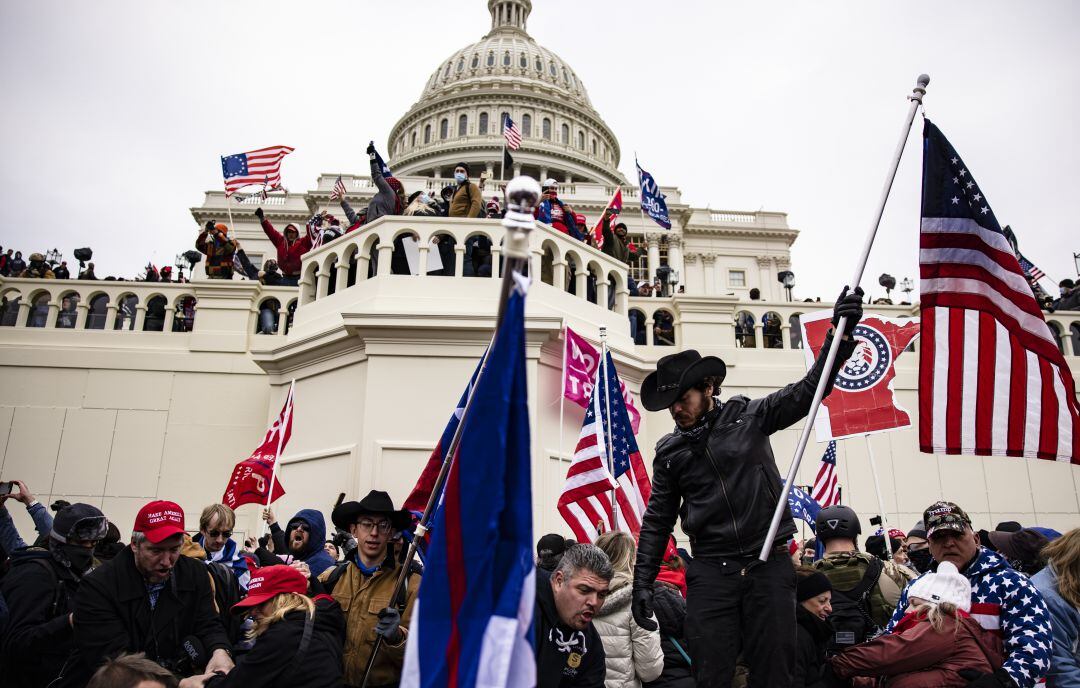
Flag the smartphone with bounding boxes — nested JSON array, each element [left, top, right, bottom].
[[0, 481, 14, 496]]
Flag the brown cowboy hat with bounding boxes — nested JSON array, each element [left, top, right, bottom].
[[331, 490, 413, 532], [640, 350, 726, 412]]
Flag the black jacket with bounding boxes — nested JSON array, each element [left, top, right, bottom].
[[0, 548, 81, 688], [535, 569, 606, 688], [205, 597, 345, 688], [793, 605, 832, 687], [643, 583, 693, 688], [634, 335, 856, 588], [63, 547, 230, 684]]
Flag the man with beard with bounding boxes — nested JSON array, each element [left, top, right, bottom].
[[319, 490, 419, 687], [631, 288, 864, 687], [1, 503, 107, 688], [265, 507, 336, 578]]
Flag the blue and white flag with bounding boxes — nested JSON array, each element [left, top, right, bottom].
[[370, 141, 394, 178], [788, 485, 821, 531], [636, 159, 671, 229], [402, 274, 535, 688]]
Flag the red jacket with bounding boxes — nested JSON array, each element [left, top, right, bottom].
[[261, 219, 312, 276], [830, 610, 1004, 688]]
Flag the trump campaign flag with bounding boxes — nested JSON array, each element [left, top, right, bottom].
[[222, 382, 294, 508], [788, 485, 821, 532], [564, 326, 642, 434], [636, 159, 671, 229], [401, 277, 534, 688], [800, 311, 920, 442]]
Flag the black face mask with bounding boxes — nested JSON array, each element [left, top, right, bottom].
[[61, 544, 96, 574], [907, 548, 933, 574]]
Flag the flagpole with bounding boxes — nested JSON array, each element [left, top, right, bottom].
[[262, 380, 294, 536], [501, 115, 507, 182], [600, 326, 618, 528], [359, 176, 542, 688], [758, 74, 929, 563], [558, 324, 567, 467], [864, 434, 895, 560]]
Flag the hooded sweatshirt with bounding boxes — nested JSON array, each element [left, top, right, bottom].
[[286, 509, 335, 577]]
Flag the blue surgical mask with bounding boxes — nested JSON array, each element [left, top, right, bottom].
[[420, 194, 432, 204], [454, 172, 466, 184]]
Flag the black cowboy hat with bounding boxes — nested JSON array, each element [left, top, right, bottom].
[[640, 349, 726, 412], [331, 490, 413, 532]]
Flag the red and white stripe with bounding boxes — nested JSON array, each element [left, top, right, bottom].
[[920, 217, 1080, 463], [558, 392, 618, 543], [811, 462, 839, 507], [329, 176, 346, 201], [969, 602, 1002, 634], [503, 118, 522, 150], [224, 145, 294, 196]]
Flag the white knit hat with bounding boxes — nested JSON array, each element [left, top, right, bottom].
[[907, 561, 972, 612]]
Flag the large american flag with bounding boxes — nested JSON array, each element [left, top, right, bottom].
[[503, 114, 522, 150], [811, 440, 840, 508], [220, 145, 294, 197], [919, 120, 1078, 463], [558, 351, 651, 543]]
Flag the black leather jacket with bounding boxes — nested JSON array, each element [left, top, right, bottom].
[[634, 334, 856, 589]]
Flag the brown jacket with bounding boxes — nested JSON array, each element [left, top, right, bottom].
[[319, 557, 421, 687], [449, 181, 482, 218], [830, 612, 1003, 688]]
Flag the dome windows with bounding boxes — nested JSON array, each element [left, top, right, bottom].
[[503, 51, 511, 67], [542, 117, 551, 140], [456, 58, 464, 73], [591, 139, 597, 155], [440, 118, 449, 140], [561, 123, 569, 145], [521, 114, 531, 137], [549, 62, 557, 76], [479, 112, 489, 135], [562, 67, 569, 84], [471, 54, 479, 69], [458, 114, 468, 137], [577, 130, 585, 149], [443, 62, 451, 78], [411, 131, 417, 148], [424, 124, 431, 144], [519, 53, 527, 68], [535, 56, 543, 72], [487, 52, 495, 67]]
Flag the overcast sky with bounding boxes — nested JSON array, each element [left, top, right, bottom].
[[1, 1, 1075, 301]]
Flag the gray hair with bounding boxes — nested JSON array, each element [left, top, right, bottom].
[[130, 531, 147, 546], [556, 543, 614, 582]]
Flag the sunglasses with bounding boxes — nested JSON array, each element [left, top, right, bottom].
[[206, 530, 232, 539]]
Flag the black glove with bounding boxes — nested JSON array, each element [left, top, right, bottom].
[[366, 142, 376, 157], [375, 607, 403, 645], [958, 668, 1016, 688], [254, 207, 264, 220], [631, 587, 657, 632], [831, 286, 864, 338], [204, 220, 215, 232]]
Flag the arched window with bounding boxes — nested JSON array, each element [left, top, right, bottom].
[[629, 309, 647, 345], [439, 118, 449, 140], [487, 52, 495, 67], [503, 51, 511, 66], [762, 312, 783, 349], [1049, 321, 1065, 354], [652, 310, 675, 346], [789, 314, 804, 349], [519, 53, 527, 68], [561, 123, 569, 144], [458, 114, 468, 136], [471, 54, 479, 69], [1071, 322, 1080, 355], [86, 294, 109, 330], [456, 58, 464, 73], [542, 118, 552, 140], [549, 62, 557, 76], [734, 311, 756, 348], [26, 293, 49, 328], [144, 295, 167, 332], [577, 131, 585, 149], [591, 139, 597, 155], [562, 67, 569, 84], [443, 62, 451, 77], [57, 292, 79, 329], [522, 114, 531, 137], [424, 124, 431, 144], [410, 131, 417, 147], [535, 56, 543, 72], [479, 112, 489, 135]]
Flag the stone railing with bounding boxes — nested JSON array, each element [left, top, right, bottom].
[[296, 215, 632, 315]]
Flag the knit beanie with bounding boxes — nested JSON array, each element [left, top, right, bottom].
[[907, 561, 971, 611], [796, 571, 832, 602]]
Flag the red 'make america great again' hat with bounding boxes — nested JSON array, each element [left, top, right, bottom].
[[133, 500, 186, 544]]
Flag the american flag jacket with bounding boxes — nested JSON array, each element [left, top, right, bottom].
[[886, 547, 1051, 687]]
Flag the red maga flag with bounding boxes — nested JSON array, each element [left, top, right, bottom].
[[800, 311, 921, 441], [920, 120, 1078, 462], [223, 383, 294, 508], [592, 187, 623, 249]]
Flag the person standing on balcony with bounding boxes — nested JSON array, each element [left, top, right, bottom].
[[352, 143, 405, 225], [54, 261, 71, 279], [449, 162, 483, 218], [255, 207, 311, 287], [536, 179, 583, 240], [196, 221, 237, 280], [9, 251, 26, 275], [631, 288, 864, 688], [19, 252, 55, 279]]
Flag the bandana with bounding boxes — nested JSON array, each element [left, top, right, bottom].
[[675, 397, 722, 442]]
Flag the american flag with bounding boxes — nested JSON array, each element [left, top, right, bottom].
[[919, 120, 1078, 463], [329, 176, 346, 201], [503, 114, 522, 150], [558, 351, 651, 543], [1017, 254, 1046, 283], [220, 145, 294, 197], [788, 486, 821, 531], [811, 440, 840, 508]]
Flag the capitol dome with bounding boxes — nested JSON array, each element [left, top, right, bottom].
[[388, 0, 625, 186]]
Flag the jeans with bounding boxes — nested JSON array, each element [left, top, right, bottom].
[[280, 275, 299, 287], [684, 548, 796, 687]]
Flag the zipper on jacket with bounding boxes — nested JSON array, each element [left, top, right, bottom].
[[703, 443, 743, 555]]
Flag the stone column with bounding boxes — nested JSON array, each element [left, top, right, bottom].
[[667, 234, 684, 289], [277, 306, 289, 336], [163, 307, 176, 333], [596, 280, 609, 309], [702, 253, 717, 295], [377, 244, 394, 275], [615, 287, 629, 315], [574, 268, 587, 298], [454, 245, 466, 277], [74, 302, 89, 329], [44, 302, 60, 329], [105, 303, 119, 330], [336, 261, 351, 290], [316, 269, 330, 299], [756, 255, 774, 300], [490, 246, 502, 279], [646, 233, 661, 284], [357, 255, 371, 282], [781, 323, 792, 349], [539, 167, 548, 182], [646, 318, 655, 345], [134, 305, 148, 331], [553, 260, 567, 290], [417, 245, 430, 279], [753, 321, 763, 349], [486, 162, 494, 178]]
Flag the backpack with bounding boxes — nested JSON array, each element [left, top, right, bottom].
[[824, 556, 884, 654], [206, 562, 244, 644]]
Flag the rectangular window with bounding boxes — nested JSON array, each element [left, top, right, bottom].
[[728, 270, 746, 287]]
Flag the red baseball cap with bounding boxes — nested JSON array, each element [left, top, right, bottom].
[[231, 565, 308, 614], [134, 500, 186, 544]]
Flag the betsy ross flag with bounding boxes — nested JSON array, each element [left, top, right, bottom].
[[919, 120, 1078, 463], [592, 187, 624, 249], [503, 114, 522, 150], [811, 440, 840, 508], [221, 145, 294, 197], [329, 176, 347, 201], [222, 382, 294, 508], [401, 275, 534, 688], [558, 351, 651, 543], [788, 485, 821, 531]]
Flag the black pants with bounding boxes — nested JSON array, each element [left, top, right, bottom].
[[684, 548, 796, 687]]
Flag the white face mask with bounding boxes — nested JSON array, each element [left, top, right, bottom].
[[454, 172, 466, 183]]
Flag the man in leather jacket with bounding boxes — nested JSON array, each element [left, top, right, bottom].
[[631, 287, 863, 687]]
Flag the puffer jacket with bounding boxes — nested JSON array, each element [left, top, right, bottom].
[[1031, 565, 1080, 687], [634, 334, 856, 589], [831, 609, 1003, 688], [592, 573, 664, 688]]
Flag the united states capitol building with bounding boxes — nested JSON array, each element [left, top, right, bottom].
[[1, 0, 1077, 541]]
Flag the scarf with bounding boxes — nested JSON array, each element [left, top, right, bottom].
[[674, 397, 723, 442]]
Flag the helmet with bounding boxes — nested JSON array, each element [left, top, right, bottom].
[[815, 505, 862, 542]]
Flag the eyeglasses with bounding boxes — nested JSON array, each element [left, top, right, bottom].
[[206, 530, 232, 539], [355, 519, 392, 534]]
